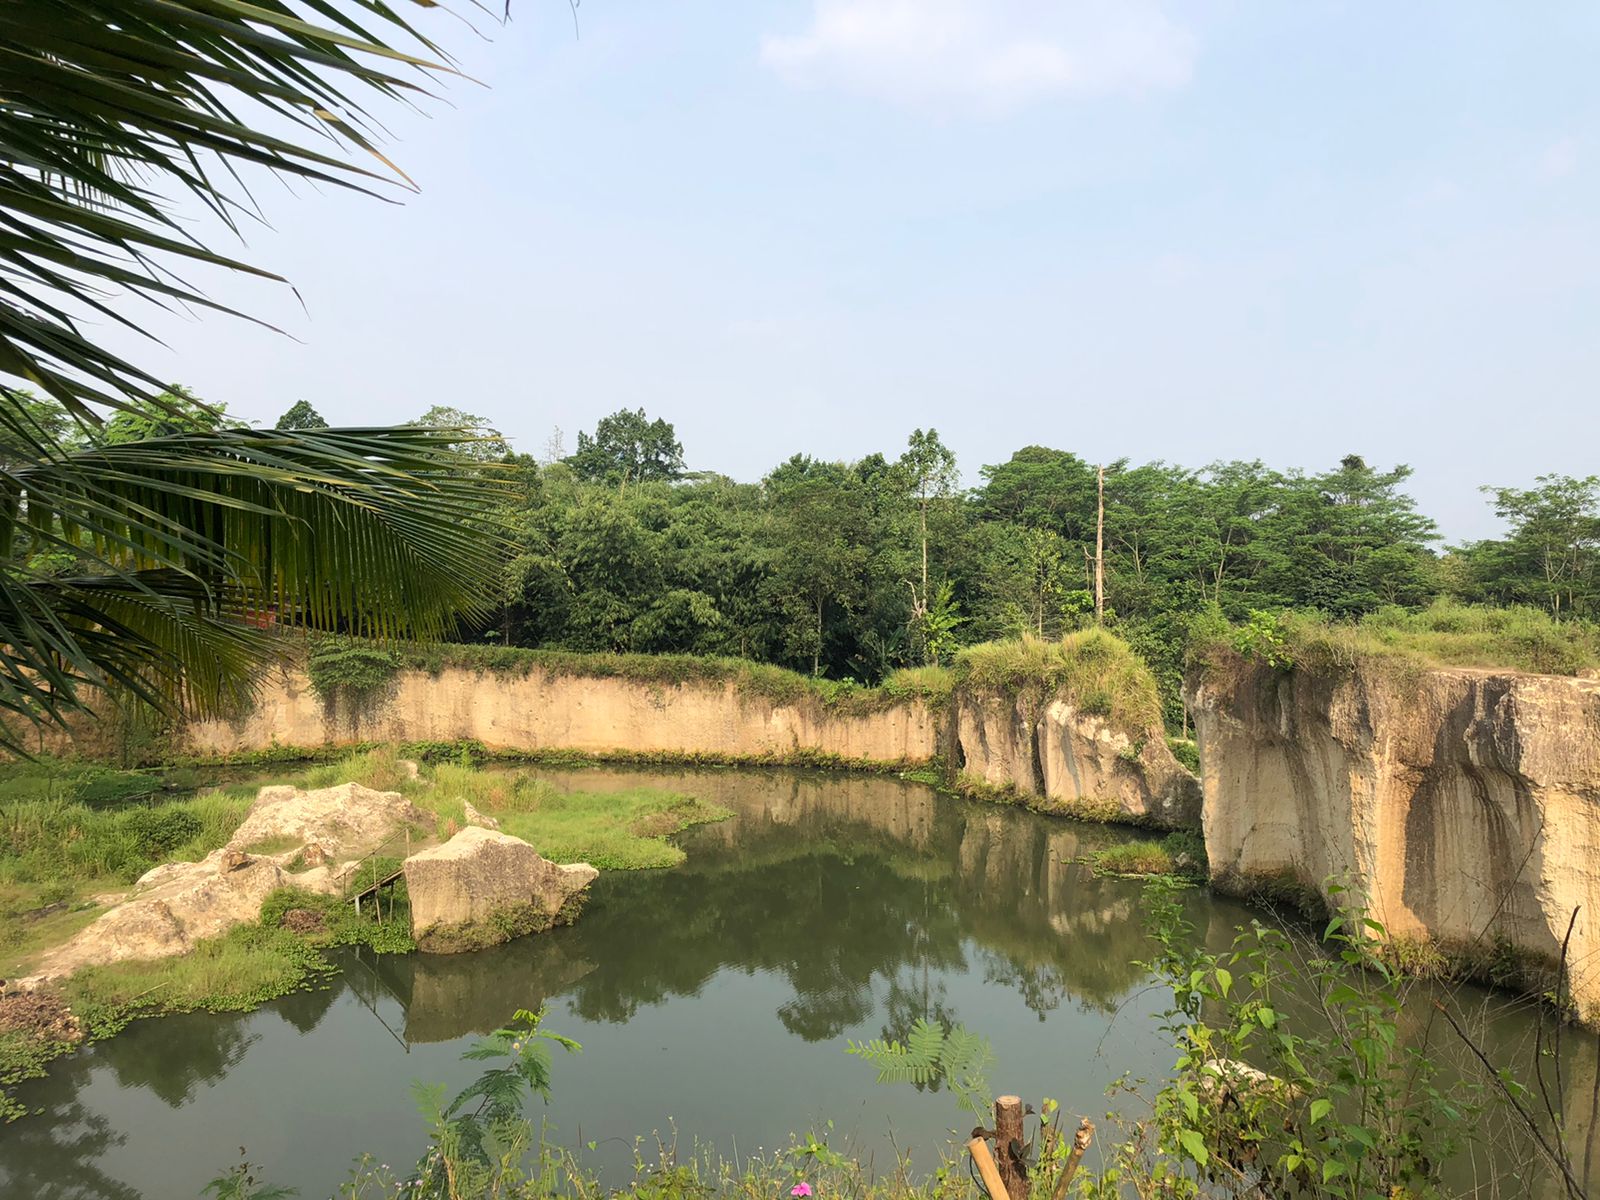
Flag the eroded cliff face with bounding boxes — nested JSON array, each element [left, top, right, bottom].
[[952, 688, 1202, 829], [1189, 658, 1600, 1018], [184, 667, 943, 764]]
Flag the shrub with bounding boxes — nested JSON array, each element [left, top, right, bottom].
[[954, 630, 1165, 735]]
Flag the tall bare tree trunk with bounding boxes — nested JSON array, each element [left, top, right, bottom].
[[920, 500, 929, 596], [1095, 464, 1105, 625]]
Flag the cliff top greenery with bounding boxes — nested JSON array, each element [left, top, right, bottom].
[[953, 630, 1165, 733], [1216, 600, 1600, 678], [307, 637, 958, 716], [305, 629, 1167, 734]]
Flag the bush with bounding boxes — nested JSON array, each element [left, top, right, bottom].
[[306, 644, 400, 703], [1204, 600, 1600, 678], [954, 630, 1165, 735]]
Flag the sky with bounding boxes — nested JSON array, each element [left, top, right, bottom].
[[97, 1, 1600, 541]]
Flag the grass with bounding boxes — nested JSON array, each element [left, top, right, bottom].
[[1241, 600, 1600, 678], [60, 922, 334, 1036], [308, 635, 957, 715], [294, 747, 731, 865], [1085, 831, 1208, 881], [499, 789, 730, 869], [0, 762, 262, 974], [953, 629, 1166, 735]]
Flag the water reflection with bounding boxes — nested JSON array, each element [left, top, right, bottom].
[[3, 767, 1595, 1200], [381, 769, 1152, 1047]]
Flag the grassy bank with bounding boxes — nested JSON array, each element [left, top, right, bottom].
[[953, 629, 1166, 735], [1213, 600, 1600, 678], [0, 750, 733, 1118]]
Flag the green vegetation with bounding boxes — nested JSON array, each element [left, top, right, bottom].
[[1166, 737, 1200, 774], [0, 763, 257, 974], [954, 629, 1165, 734], [299, 748, 732, 869], [0, 0, 511, 755], [847, 1018, 995, 1124], [307, 644, 404, 706], [1085, 831, 1208, 881], [1270, 600, 1600, 677], [309, 635, 956, 716], [499, 792, 729, 870]]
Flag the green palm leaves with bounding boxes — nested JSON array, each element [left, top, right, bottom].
[[0, 3, 509, 747]]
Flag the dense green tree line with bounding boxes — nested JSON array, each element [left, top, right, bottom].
[[29, 390, 1596, 731], [467, 406, 1595, 730]]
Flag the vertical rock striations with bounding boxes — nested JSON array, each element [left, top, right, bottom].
[[1188, 656, 1600, 1018], [951, 688, 1201, 829]]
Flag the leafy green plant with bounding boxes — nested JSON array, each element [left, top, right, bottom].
[[307, 646, 402, 706], [847, 1018, 995, 1126], [1083, 880, 1493, 1200], [407, 1006, 581, 1199], [1232, 609, 1294, 670]]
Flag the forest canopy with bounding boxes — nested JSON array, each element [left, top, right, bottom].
[[29, 391, 1595, 732]]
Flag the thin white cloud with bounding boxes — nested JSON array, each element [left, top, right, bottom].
[[760, 0, 1196, 112]]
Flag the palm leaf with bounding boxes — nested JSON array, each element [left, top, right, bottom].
[[0, 2, 512, 750], [0, 0, 460, 420], [0, 426, 511, 748]]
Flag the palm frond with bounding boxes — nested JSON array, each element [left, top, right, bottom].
[[0, 0, 459, 421], [0, 426, 511, 748]]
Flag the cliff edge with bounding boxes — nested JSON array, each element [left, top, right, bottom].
[[1188, 653, 1600, 1018]]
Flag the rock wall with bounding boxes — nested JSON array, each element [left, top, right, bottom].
[[1188, 657, 1600, 1018], [184, 667, 942, 765], [951, 688, 1202, 829]]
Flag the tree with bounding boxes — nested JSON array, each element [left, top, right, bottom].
[[275, 401, 329, 431], [898, 428, 959, 598], [0, 2, 506, 747], [1466, 475, 1600, 617], [413, 405, 510, 463], [568, 409, 686, 488], [99, 386, 231, 445]]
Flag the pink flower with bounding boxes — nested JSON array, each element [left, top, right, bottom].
[[791, 1185, 812, 1198]]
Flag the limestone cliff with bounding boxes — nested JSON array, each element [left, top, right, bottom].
[[951, 687, 1202, 829], [184, 667, 942, 765], [1188, 655, 1600, 1018]]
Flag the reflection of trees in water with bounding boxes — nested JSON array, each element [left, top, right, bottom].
[[0, 1059, 141, 1200], [98, 1009, 256, 1108], [558, 775, 1156, 1039]]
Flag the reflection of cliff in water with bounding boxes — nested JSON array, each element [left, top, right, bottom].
[[386, 768, 1160, 1046]]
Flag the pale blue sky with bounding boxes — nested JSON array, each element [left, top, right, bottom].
[[108, 2, 1600, 540]]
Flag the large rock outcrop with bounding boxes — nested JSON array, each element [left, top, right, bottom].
[[1188, 657, 1600, 1019], [404, 827, 597, 954], [953, 689, 1201, 829], [26, 783, 428, 982]]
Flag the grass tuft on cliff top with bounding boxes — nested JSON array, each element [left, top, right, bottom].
[[953, 630, 1165, 735], [1262, 601, 1600, 677], [308, 635, 956, 715]]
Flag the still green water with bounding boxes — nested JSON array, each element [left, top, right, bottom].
[[4, 768, 1597, 1199]]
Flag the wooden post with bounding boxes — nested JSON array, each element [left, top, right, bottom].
[[967, 1136, 1009, 1200], [1052, 1118, 1094, 1200], [1094, 465, 1105, 625], [994, 1095, 1028, 1200]]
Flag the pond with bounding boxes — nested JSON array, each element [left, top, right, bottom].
[[4, 768, 1598, 1199]]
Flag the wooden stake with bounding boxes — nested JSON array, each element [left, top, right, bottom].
[[968, 1137, 1009, 1200], [1052, 1118, 1095, 1200], [994, 1096, 1028, 1200]]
